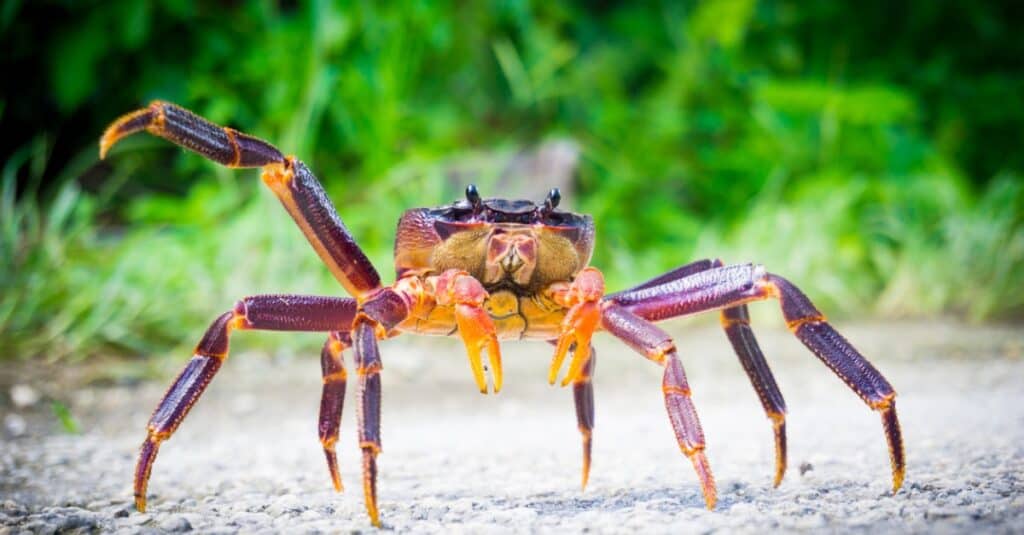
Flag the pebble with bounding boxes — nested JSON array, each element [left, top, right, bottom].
[[266, 494, 304, 516], [3, 414, 26, 437], [10, 384, 40, 408], [159, 514, 193, 532]]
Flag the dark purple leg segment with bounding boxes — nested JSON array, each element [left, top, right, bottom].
[[614, 259, 791, 487], [721, 305, 788, 487], [353, 317, 383, 527], [133, 295, 356, 513], [100, 101, 382, 298], [100, 100, 283, 166], [572, 346, 595, 490], [601, 303, 717, 509], [608, 264, 905, 492], [609, 263, 766, 322], [319, 331, 352, 492]]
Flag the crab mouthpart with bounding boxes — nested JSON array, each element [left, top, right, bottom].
[[484, 231, 537, 285]]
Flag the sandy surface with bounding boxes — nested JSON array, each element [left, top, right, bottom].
[[2, 320, 1023, 533]]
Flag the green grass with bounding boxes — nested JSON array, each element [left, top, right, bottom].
[[1, 1, 1022, 361]]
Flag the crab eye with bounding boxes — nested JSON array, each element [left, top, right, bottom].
[[543, 188, 561, 212], [465, 184, 482, 207]]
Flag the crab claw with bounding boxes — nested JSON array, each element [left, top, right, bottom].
[[436, 270, 503, 393], [549, 268, 605, 387]]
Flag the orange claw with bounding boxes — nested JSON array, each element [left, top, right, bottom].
[[549, 268, 605, 386], [436, 270, 503, 393]]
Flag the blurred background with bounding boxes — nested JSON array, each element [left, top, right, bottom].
[[2, 0, 1022, 363]]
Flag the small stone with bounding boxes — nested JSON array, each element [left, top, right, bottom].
[[159, 514, 193, 532], [1, 500, 26, 516], [799, 462, 814, 476], [3, 414, 26, 437], [10, 384, 40, 408], [266, 494, 303, 516]]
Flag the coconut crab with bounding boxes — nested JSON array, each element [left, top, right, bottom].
[[100, 101, 905, 527]]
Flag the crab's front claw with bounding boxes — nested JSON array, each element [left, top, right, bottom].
[[549, 268, 605, 387], [436, 270, 503, 393]]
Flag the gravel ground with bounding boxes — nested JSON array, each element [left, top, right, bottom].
[[2, 320, 1023, 533]]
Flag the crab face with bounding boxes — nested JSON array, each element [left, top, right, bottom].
[[394, 186, 595, 292]]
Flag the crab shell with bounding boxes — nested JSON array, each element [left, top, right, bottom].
[[394, 197, 595, 295]]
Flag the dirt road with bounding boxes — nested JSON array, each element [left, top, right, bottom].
[[2, 320, 1022, 533]]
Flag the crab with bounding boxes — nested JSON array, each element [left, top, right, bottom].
[[99, 101, 905, 527]]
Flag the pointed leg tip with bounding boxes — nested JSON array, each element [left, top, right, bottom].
[[772, 459, 786, 488], [134, 496, 147, 513], [688, 450, 717, 511], [99, 131, 119, 159], [892, 471, 905, 493]]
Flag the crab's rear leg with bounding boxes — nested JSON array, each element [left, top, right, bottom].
[[601, 304, 717, 509], [611, 264, 905, 492], [100, 101, 381, 299], [721, 305, 787, 487], [319, 331, 352, 492], [134, 295, 356, 512], [614, 259, 788, 486]]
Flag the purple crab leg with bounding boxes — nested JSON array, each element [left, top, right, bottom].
[[319, 331, 352, 492], [601, 303, 717, 509], [615, 259, 789, 486], [721, 305, 787, 486], [134, 295, 357, 512], [573, 345, 596, 490], [608, 264, 905, 492], [100, 101, 381, 298], [352, 316, 383, 528]]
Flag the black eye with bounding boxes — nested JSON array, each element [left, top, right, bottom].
[[465, 184, 481, 206], [544, 188, 560, 212]]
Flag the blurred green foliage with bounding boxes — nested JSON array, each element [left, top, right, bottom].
[[1, 1, 1022, 360]]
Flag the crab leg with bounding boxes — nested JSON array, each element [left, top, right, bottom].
[[134, 295, 357, 512], [721, 305, 788, 486], [319, 331, 352, 492], [614, 259, 789, 486], [601, 303, 717, 509], [609, 264, 905, 492], [352, 316, 383, 528], [100, 101, 381, 299], [572, 345, 596, 490]]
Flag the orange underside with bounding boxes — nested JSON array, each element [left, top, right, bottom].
[[396, 288, 570, 341]]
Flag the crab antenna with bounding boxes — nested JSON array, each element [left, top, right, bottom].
[[465, 184, 482, 207], [544, 188, 561, 212]]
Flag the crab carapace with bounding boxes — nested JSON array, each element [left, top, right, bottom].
[[100, 101, 905, 528]]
